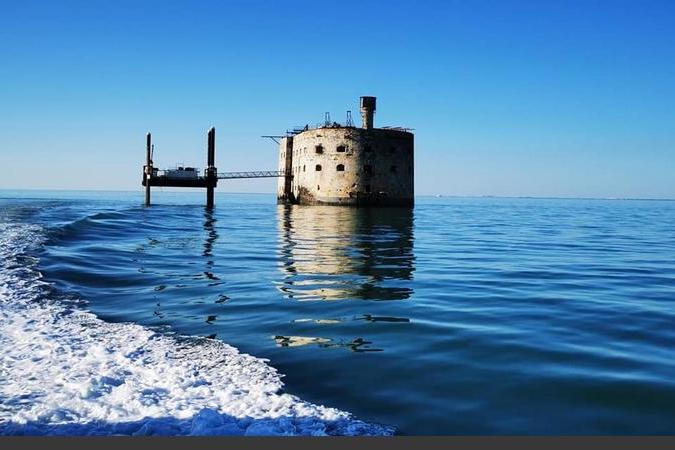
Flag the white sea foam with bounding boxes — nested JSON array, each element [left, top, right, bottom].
[[0, 222, 393, 436]]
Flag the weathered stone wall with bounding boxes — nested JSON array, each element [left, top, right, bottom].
[[277, 127, 414, 206], [277, 137, 294, 203]]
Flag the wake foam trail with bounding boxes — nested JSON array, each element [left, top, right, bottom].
[[0, 222, 393, 436]]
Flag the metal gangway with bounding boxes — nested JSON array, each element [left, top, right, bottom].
[[217, 170, 288, 179]]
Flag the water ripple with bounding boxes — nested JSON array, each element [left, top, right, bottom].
[[17, 194, 675, 434]]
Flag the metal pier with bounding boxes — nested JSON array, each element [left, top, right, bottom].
[[142, 128, 289, 207]]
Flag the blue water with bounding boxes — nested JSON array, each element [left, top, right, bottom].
[[2, 190, 675, 434]]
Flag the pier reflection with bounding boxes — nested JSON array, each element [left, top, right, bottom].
[[202, 208, 222, 286], [276, 205, 415, 301], [203, 208, 218, 258], [202, 208, 223, 333]]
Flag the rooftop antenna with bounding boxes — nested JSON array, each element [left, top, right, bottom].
[[346, 110, 354, 127]]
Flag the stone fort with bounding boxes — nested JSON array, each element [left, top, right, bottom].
[[277, 96, 414, 206]]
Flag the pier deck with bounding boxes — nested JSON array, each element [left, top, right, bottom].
[[142, 128, 289, 206]]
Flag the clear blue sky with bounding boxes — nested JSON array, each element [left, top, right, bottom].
[[1, 0, 674, 198]]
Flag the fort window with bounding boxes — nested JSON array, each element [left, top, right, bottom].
[[364, 165, 372, 175], [336, 145, 346, 153], [303, 165, 306, 172], [336, 164, 345, 172], [390, 165, 397, 173], [315, 145, 324, 154], [317, 185, 320, 190], [315, 164, 322, 171]]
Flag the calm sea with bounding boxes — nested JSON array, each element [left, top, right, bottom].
[[2, 190, 675, 435]]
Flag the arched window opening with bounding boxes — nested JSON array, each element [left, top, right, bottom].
[[336, 164, 345, 172], [315, 145, 324, 154], [336, 145, 346, 153], [315, 164, 322, 171]]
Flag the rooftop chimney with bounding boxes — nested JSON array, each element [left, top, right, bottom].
[[360, 96, 376, 130]]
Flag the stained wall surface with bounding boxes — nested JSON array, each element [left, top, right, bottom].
[[277, 127, 414, 206]]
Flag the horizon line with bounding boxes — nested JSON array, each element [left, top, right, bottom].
[[1, 188, 674, 202]]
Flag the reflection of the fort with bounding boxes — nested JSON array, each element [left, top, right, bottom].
[[276, 205, 415, 301]]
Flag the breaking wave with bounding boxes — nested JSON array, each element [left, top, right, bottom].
[[0, 220, 393, 436]]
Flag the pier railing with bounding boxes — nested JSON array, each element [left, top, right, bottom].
[[216, 170, 289, 179]]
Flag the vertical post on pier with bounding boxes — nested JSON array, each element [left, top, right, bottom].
[[145, 132, 152, 206], [206, 127, 216, 208]]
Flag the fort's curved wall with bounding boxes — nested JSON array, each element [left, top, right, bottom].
[[277, 127, 414, 206]]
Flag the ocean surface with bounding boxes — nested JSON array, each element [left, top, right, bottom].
[[1, 190, 675, 435]]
